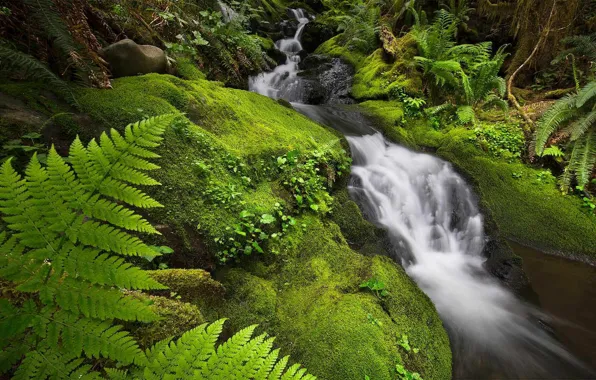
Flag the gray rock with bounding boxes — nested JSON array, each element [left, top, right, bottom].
[[100, 39, 168, 78]]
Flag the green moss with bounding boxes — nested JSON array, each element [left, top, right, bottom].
[[330, 190, 379, 248], [75, 73, 346, 264], [175, 56, 206, 81], [148, 269, 225, 303], [316, 36, 422, 101], [359, 100, 596, 258], [204, 217, 452, 380], [128, 293, 205, 348]]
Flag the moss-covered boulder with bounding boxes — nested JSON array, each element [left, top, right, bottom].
[[316, 35, 422, 101], [2, 73, 452, 379], [148, 269, 225, 303], [127, 293, 205, 348], [202, 217, 452, 380]]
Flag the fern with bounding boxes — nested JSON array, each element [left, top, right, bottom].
[[0, 114, 177, 378], [0, 43, 78, 107], [23, 0, 81, 63], [536, 81, 596, 188], [126, 319, 316, 380]]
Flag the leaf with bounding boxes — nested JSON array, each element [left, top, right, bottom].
[[259, 214, 276, 225]]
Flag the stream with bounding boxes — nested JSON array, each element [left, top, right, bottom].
[[249, 9, 596, 379]]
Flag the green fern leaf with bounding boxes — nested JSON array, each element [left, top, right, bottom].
[[575, 81, 596, 108], [0, 43, 78, 107]]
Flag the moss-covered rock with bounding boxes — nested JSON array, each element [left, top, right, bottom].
[[201, 217, 452, 380], [148, 269, 225, 303], [359, 100, 596, 260], [127, 293, 205, 348], [316, 35, 422, 101], [73, 74, 346, 267]]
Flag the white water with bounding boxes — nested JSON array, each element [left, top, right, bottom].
[[218, 1, 237, 22], [348, 133, 589, 378], [249, 9, 309, 100]]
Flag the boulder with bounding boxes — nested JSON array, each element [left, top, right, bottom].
[[100, 39, 168, 78]]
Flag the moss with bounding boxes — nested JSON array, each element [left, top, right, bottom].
[[330, 190, 379, 248], [128, 293, 205, 348], [174, 56, 206, 81], [205, 217, 452, 380], [148, 269, 225, 303], [359, 100, 596, 258], [316, 36, 422, 101], [75, 73, 346, 265]]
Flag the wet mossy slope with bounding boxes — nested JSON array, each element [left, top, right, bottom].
[[207, 216, 452, 380]]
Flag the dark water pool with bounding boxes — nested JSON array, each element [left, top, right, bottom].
[[511, 241, 596, 372]]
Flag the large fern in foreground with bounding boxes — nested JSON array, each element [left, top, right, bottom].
[[0, 114, 177, 378], [106, 319, 315, 380], [535, 81, 596, 189]]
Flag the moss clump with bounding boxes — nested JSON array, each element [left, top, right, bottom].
[[359, 100, 596, 258], [174, 56, 207, 81], [201, 217, 452, 380], [127, 293, 205, 348], [316, 35, 421, 101], [330, 190, 379, 249], [148, 269, 225, 303]]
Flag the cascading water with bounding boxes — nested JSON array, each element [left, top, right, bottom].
[[249, 9, 309, 100], [348, 133, 591, 378]]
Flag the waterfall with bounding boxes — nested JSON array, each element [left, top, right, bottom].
[[218, 1, 237, 22], [348, 133, 590, 378], [249, 9, 309, 101]]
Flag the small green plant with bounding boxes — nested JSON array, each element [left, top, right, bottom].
[[367, 313, 383, 327], [396, 363, 423, 380], [472, 123, 524, 161], [202, 182, 245, 210], [511, 171, 523, 179], [360, 278, 389, 298]]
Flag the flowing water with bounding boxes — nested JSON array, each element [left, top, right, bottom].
[[249, 8, 595, 378], [249, 9, 310, 100], [347, 134, 592, 378]]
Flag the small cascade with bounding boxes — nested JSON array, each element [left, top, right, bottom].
[[249, 9, 310, 101], [218, 1, 237, 22]]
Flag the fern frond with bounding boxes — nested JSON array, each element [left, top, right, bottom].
[[40, 310, 145, 365], [456, 105, 476, 124], [575, 81, 596, 108], [50, 279, 157, 322], [13, 349, 101, 380], [0, 115, 176, 376], [0, 43, 78, 107], [142, 319, 315, 379], [563, 111, 596, 141], [535, 95, 578, 155], [568, 132, 596, 187]]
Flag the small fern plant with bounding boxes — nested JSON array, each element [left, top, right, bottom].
[[106, 319, 316, 379], [0, 114, 178, 378], [535, 81, 596, 190]]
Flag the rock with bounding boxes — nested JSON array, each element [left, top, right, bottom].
[[277, 98, 294, 109], [100, 39, 168, 78], [301, 20, 336, 52], [268, 48, 288, 66], [299, 54, 332, 71]]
